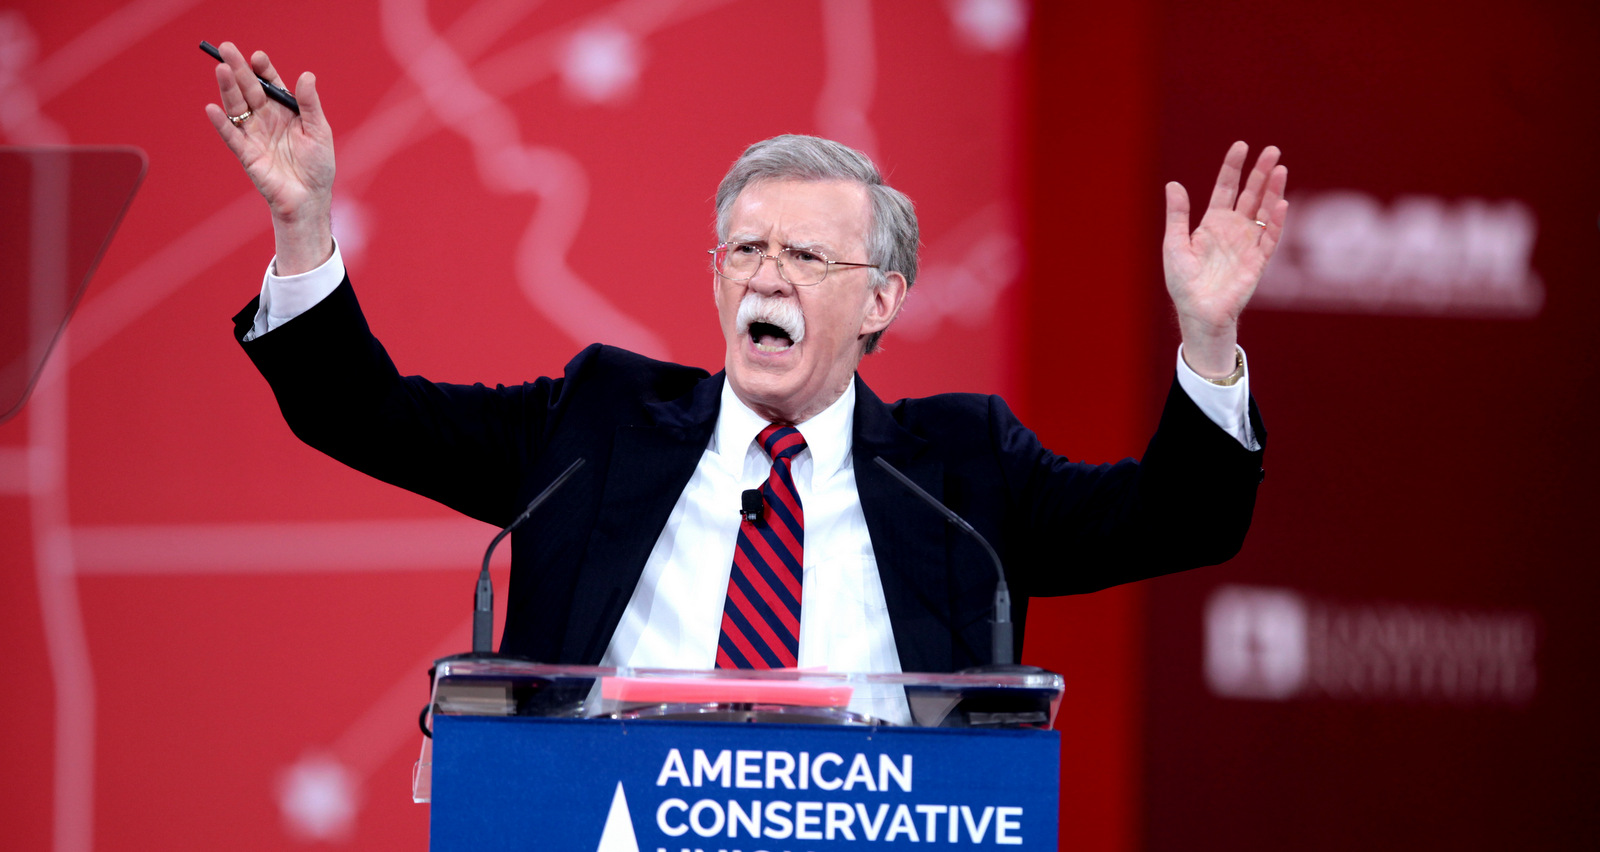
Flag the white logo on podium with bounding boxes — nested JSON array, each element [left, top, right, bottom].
[[596, 781, 640, 852], [1205, 585, 1309, 700]]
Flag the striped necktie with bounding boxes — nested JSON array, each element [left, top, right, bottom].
[[716, 424, 807, 669]]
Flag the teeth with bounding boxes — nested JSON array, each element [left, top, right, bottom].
[[755, 341, 792, 353]]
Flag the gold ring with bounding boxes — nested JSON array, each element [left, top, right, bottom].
[[228, 110, 253, 128], [1253, 219, 1268, 228]]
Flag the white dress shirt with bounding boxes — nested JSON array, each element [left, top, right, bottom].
[[599, 378, 916, 721], [247, 248, 1257, 722]]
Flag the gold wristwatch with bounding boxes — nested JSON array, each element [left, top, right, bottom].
[[1203, 348, 1246, 387]]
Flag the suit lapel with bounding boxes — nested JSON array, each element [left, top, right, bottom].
[[561, 373, 724, 663], [851, 376, 954, 674]]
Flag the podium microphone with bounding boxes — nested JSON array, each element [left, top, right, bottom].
[[872, 456, 1016, 667], [423, 458, 586, 737], [471, 457, 586, 655]]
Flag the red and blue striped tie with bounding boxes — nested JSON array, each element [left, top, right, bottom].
[[717, 424, 806, 669]]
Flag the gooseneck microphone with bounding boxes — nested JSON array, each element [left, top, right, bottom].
[[872, 456, 1014, 667], [423, 458, 587, 737], [472, 458, 586, 655]]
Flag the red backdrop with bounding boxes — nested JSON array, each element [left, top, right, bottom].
[[1138, 1, 1600, 849], [1, 1, 1033, 849], [4, 1, 1598, 850]]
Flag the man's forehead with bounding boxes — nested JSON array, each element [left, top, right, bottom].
[[727, 178, 871, 248]]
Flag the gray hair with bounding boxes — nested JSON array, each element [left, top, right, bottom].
[[715, 135, 918, 355]]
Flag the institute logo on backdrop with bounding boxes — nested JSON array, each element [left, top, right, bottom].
[[1204, 586, 1310, 700], [1254, 191, 1544, 318], [1205, 585, 1538, 706]]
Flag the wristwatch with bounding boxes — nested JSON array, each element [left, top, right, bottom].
[[1203, 348, 1246, 387]]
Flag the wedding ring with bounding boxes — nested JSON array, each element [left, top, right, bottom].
[[1253, 219, 1268, 228], [228, 110, 253, 128]]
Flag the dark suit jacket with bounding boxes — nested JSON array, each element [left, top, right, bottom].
[[236, 278, 1266, 673]]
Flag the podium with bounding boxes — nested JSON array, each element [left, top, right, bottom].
[[418, 659, 1065, 850]]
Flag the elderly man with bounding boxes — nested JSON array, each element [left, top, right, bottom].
[[207, 44, 1283, 678]]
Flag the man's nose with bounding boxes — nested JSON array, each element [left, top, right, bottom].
[[747, 254, 792, 293]]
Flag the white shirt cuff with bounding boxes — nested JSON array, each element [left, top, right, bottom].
[[242, 240, 347, 342], [1175, 345, 1259, 451]]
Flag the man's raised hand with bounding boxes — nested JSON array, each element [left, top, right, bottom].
[[203, 41, 335, 276], [1162, 141, 1288, 378]]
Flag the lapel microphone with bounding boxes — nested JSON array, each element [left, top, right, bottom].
[[740, 489, 764, 523]]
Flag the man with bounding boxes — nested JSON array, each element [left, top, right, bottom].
[[206, 44, 1283, 679]]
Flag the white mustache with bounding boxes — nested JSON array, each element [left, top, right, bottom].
[[735, 292, 805, 344]]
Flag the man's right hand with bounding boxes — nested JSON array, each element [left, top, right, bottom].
[[204, 41, 335, 276]]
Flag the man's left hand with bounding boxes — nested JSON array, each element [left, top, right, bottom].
[[1163, 142, 1288, 378]]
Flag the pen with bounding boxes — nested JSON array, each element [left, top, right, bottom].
[[200, 40, 300, 115]]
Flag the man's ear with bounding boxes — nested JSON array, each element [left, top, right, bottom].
[[859, 271, 908, 337]]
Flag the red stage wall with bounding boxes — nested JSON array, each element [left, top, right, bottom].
[[6, 1, 1597, 850], [1, 1, 1038, 849], [1138, 1, 1600, 849]]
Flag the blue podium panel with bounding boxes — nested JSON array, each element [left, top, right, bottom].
[[431, 716, 1059, 851]]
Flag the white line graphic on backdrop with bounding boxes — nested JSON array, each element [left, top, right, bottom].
[[816, 0, 879, 160], [72, 518, 504, 574], [3, 0, 1020, 845], [5, 19, 89, 849], [276, 619, 473, 840], [68, 0, 735, 367], [7, 3, 728, 847], [31, 352, 95, 852], [0, 11, 67, 143], [379, 0, 671, 358], [895, 203, 1021, 339], [947, 0, 1029, 51]]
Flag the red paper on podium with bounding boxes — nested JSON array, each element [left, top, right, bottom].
[[601, 674, 854, 707]]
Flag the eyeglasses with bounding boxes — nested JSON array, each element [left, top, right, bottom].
[[709, 242, 879, 287]]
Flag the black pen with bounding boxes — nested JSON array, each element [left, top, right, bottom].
[[200, 40, 300, 115]]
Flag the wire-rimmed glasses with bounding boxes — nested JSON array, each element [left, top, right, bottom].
[[709, 242, 879, 287]]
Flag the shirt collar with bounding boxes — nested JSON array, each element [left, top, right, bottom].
[[713, 379, 856, 481]]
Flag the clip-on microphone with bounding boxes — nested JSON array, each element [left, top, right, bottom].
[[740, 489, 764, 523]]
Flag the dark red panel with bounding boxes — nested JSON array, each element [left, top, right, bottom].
[[1143, 1, 1600, 848]]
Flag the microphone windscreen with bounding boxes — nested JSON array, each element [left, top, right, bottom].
[[741, 489, 764, 521]]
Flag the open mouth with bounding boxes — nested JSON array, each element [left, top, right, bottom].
[[749, 321, 795, 352], [736, 293, 805, 354]]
